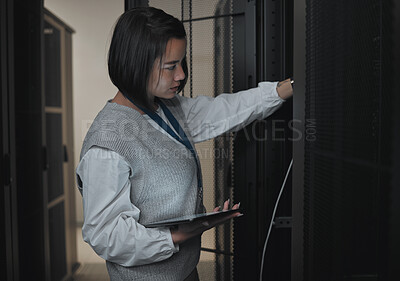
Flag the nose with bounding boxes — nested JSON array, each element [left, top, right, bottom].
[[174, 64, 185, 81]]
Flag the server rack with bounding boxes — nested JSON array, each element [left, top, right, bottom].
[[1, 0, 48, 280], [233, 1, 293, 280], [291, 0, 400, 280], [1, 1, 78, 280], [291, 0, 306, 279], [1, 0, 19, 280]]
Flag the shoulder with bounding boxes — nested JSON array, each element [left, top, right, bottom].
[[87, 102, 146, 138], [93, 102, 143, 127], [80, 102, 148, 160]]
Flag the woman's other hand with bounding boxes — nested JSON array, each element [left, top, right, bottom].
[[276, 78, 294, 100], [170, 200, 241, 245]]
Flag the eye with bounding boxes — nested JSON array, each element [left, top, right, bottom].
[[165, 65, 176, 71]]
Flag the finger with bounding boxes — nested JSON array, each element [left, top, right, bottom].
[[223, 199, 230, 211], [232, 203, 240, 210], [213, 206, 221, 212]]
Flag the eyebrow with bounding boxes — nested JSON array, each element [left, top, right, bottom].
[[163, 60, 179, 65]]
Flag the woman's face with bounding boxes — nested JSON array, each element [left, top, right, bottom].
[[147, 38, 186, 101]]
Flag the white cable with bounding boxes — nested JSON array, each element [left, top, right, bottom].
[[259, 159, 293, 281]]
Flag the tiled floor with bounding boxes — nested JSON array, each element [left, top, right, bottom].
[[73, 226, 109, 281]]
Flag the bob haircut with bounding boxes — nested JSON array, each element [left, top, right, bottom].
[[108, 7, 188, 111]]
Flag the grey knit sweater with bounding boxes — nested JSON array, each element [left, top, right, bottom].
[[80, 97, 204, 281]]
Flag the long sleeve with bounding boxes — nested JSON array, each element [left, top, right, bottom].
[[76, 147, 179, 267], [177, 81, 284, 143]]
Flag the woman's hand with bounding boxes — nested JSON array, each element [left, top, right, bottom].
[[170, 200, 241, 245], [276, 78, 294, 100]]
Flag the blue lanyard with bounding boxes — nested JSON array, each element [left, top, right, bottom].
[[126, 96, 202, 188]]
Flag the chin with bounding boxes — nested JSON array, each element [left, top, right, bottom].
[[164, 92, 177, 99]]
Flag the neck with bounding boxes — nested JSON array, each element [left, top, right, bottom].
[[111, 91, 145, 114], [148, 94, 159, 110]]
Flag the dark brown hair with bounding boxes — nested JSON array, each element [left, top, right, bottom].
[[108, 7, 188, 110]]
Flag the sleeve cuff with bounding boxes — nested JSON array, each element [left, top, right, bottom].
[[258, 81, 286, 103], [165, 228, 180, 253]]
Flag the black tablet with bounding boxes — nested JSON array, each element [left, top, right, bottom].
[[143, 208, 243, 228]]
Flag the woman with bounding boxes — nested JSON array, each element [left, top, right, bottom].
[[76, 7, 293, 281]]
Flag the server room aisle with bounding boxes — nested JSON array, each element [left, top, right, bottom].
[[73, 225, 109, 281]]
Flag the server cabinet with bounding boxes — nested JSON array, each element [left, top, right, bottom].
[[291, 0, 306, 279], [12, 0, 47, 280], [292, 0, 400, 280], [43, 9, 78, 281], [1, 0, 19, 280], [1, 2, 78, 280], [233, 1, 293, 280]]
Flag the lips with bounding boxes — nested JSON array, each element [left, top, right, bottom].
[[170, 86, 179, 91]]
